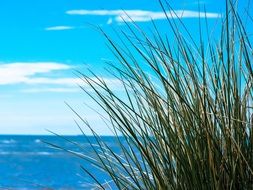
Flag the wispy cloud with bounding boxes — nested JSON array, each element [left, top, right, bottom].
[[45, 26, 74, 31], [0, 62, 122, 93], [66, 9, 221, 23], [20, 77, 122, 93], [0, 62, 71, 85], [21, 87, 80, 93]]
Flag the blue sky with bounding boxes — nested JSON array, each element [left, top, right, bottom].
[[0, 0, 251, 135]]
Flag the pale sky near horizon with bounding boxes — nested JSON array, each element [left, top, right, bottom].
[[0, 0, 251, 135]]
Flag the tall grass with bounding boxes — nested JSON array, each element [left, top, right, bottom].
[[55, 0, 253, 189]]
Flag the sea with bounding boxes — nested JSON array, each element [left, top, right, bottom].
[[0, 135, 121, 190]]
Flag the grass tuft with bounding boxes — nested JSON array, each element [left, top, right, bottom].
[[56, 0, 253, 189]]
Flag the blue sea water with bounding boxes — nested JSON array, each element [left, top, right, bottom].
[[0, 135, 120, 190]]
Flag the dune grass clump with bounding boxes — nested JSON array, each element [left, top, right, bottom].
[[58, 0, 253, 189]]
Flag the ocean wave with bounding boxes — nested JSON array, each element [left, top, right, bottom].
[[0, 139, 16, 144], [34, 139, 41, 143]]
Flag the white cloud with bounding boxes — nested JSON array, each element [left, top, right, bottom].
[[23, 77, 79, 85], [21, 87, 80, 93], [66, 9, 221, 23], [21, 77, 122, 93], [0, 62, 122, 93], [20, 77, 122, 93], [45, 26, 74, 31], [0, 62, 71, 85], [22, 77, 121, 87]]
